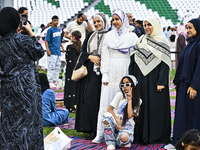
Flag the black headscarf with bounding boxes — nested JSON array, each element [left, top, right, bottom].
[[174, 19, 200, 86], [0, 7, 20, 35], [187, 19, 200, 42], [39, 73, 50, 94]]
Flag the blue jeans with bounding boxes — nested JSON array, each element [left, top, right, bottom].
[[102, 116, 134, 147], [47, 55, 61, 83]]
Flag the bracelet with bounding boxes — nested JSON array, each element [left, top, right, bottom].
[[86, 20, 88, 22]]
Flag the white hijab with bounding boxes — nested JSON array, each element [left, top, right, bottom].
[[133, 17, 171, 76], [126, 75, 138, 86], [104, 10, 138, 53]]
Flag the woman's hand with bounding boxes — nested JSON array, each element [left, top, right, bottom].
[[17, 28, 23, 34], [88, 55, 101, 66], [102, 73, 109, 85], [187, 87, 197, 99], [116, 120, 122, 131], [157, 85, 165, 92], [22, 22, 34, 36]]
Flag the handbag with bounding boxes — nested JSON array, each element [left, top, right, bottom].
[[71, 52, 88, 81]]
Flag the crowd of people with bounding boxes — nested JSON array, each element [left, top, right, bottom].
[[0, 5, 200, 150]]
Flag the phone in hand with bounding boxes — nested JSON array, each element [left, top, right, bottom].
[[19, 14, 27, 30]]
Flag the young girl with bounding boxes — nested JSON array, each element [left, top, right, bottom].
[[102, 75, 142, 149], [64, 30, 81, 112], [175, 129, 200, 150]]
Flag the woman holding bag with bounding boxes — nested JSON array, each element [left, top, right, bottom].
[[75, 13, 110, 140]]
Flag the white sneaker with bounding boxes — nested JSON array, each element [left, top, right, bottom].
[[92, 136, 104, 144], [107, 145, 115, 149], [124, 143, 131, 148], [164, 144, 176, 149]]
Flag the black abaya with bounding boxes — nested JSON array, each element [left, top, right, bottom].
[[64, 45, 79, 111], [129, 57, 171, 145], [75, 32, 102, 133]]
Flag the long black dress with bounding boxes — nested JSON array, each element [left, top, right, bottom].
[[172, 20, 200, 144], [129, 58, 171, 145], [64, 45, 79, 111], [0, 33, 44, 149], [75, 32, 102, 133]]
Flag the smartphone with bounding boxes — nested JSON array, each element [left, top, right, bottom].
[[19, 14, 27, 30]]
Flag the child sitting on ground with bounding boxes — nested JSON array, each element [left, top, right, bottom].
[[175, 129, 200, 150], [102, 75, 142, 149]]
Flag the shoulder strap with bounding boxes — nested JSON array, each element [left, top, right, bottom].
[[73, 52, 82, 71]]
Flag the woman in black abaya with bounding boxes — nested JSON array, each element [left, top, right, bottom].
[[129, 17, 171, 145], [75, 13, 110, 140]]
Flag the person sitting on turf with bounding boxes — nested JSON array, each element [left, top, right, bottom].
[[101, 75, 142, 149], [39, 73, 69, 127]]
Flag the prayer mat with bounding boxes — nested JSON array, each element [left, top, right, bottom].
[[57, 106, 65, 110], [52, 118, 75, 130], [43, 135, 165, 149], [170, 91, 176, 96], [69, 136, 165, 150], [170, 99, 175, 107], [50, 86, 64, 91], [55, 92, 64, 100]]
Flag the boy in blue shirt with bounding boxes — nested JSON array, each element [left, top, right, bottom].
[[45, 15, 64, 87]]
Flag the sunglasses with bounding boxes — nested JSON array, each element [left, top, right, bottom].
[[120, 83, 132, 88]]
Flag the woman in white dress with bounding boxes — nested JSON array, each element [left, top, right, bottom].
[[92, 9, 138, 143]]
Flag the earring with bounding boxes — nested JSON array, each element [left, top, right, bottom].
[[182, 142, 184, 146]]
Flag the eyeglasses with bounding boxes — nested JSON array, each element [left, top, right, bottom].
[[120, 83, 132, 88]]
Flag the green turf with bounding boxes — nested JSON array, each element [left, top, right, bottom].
[[170, 96, 176, 99], [69, 113, 76, 118], [54, 90, 64, 93], [170, 88, 176, 91], [171, 68, 176, 80], [38, 70, 47, 74], [43, 127, 89, 138], [43, 112, 89, 138]]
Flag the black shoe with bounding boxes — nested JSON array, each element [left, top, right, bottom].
[[84, 132, 96, 140]]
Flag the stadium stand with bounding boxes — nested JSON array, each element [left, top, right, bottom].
[[13, 0, 199, 28]]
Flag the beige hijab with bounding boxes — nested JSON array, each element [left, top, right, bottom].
[[132, 17, 171, 76], [86, 13, 110, 75]]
